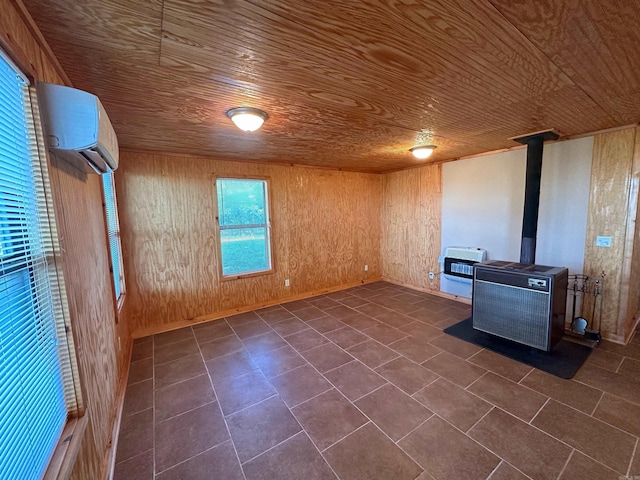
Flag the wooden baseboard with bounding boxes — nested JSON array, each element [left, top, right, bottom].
[[102, 343, 133, 480], [382, 276, 472, 305], [131, 277, 383, 338]]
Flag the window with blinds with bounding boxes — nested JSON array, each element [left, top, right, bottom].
[[102, 172, 125, 303], [0, 51, 68, 478]]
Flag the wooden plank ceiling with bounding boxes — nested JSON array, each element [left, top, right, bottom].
[[23, 0, 640, 173]]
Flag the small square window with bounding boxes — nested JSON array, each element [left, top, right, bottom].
[[216, 178, 272, 277]]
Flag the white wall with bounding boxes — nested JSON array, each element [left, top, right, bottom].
[[441, 137, 593, 297]]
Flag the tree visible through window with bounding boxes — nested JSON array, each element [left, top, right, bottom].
[[216, 178, 272, 277]]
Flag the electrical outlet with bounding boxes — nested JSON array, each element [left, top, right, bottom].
[[285, 279, 290, 287], [364, 264, 368, 271], [595, 236, 612, 247], [429, 272, 435, 280]]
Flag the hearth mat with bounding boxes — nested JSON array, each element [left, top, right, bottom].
[[443, 317, 592, 379]]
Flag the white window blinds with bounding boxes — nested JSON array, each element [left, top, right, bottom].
[[0, 52, 67, 478], [102, 172, 125, 302]]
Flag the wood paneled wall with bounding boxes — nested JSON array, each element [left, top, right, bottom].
[[117, 151, 381, 335], [380, 165, 442, 292], [0, 1, 128, 478], [584, 127, 640, 342]]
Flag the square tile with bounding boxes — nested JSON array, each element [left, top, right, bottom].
[[559, 451, 621, 480], [347, 340, 400, 368], [227, 396, 302, 463], [285, 329, 330, 352], [574, 363, 640, 404], [363, 323, 408, 345], [122, 379, 153, 417], [375, 357, 439, 395], [270, 364, 332, 407], [252, 345, 307, 378], [215, 370, 277, 415], [324, 423, 422, 480], [428, 334, 482, 359], [113, 449, 153, 480], [294, 306, 327, 321], [283, 299, 313, 312], [127, 358, 153, 385], [242, 331, 287, 355], [388, 336, 441, 364], [593, 392, 640, 436], [469, 408, 572, 480], [467, 349, 533, 382], [585, 348, 625, 372], [324, 305, 359, 320], [306, 316, 346, 333], [155, 402, 229, 472], [154, 337, 200, 365], [257, 307, 296, 324], [399, 416, 499, 480], [193, 321, 235, 344], [199, 335, 244, 361], [324, 327, 368, 349], [467, 372, 547, 421], [270, 317, 311, 336], [115, 409, 153, 463], [155, 441, 244, 480], [306, 296, 341, 310], [355, 384, 432, 441], [421, 351, 486, 388], [486, 462, 529, 480], [520, 369, 603, 414], [243, 433, 337, 480], [375, 311, 414, 328], [131, 339, 153, 362], [339, 313, 381, 331], [232, 320, 273, 340], [619, 357, 640, 377], [206, 350, 257, 383], [356, 303, 392, 317], [154, 328, 194, 348], [292, 389, 367, 451], [407, 307, 445, 325], [155, 374, 215, 422], [301, 343, 353, 373], [399, 321, 441, 341], [338, 296, 369, 308], [324, 361, 388, 401], [532, 400, 636, 473], [155, 353, 206, 389], [412, 378, 492, 431], [225, 311, 261, 326]]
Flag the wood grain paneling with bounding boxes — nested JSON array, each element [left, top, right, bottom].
[[116, 150, 381, 334], [583, 128, 637, 342], [21, 0, 640, 172], [381, 165, 442, 291], [0, 2, 129, 478]]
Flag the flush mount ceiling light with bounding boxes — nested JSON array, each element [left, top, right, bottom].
[[409, 145, 437, 160], [226, 107, 269, 132]]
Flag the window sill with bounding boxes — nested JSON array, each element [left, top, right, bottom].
[[43, 414, 88, 480], [220, 268, 275, 282]]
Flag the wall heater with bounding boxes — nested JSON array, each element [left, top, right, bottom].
[[472, 261, 568, 351]]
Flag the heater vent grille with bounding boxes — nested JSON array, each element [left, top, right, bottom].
[[473, 280, 550, 350]]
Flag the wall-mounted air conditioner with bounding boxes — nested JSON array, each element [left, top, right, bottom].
[[36, 82, 118, 174]]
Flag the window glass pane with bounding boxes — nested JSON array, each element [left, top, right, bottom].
[[217, 179, 266, 227], [102, 172, 124, 302], [220, 227, 270, 276], [216, 177, 272, 277], [0, 50, 66, 479]]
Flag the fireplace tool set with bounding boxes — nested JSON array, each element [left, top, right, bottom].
[[566, 273, 604, 344]]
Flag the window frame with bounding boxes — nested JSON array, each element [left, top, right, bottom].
[[213, 176, 275, 281], [101, 171, 126, 315], [0, 47, 86, 480]]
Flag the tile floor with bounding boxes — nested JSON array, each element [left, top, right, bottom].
[[114, 281, 640, 480]]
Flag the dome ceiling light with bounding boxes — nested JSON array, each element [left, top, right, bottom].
[[226, 107, 269, 132], [409, 145, 437, 160]]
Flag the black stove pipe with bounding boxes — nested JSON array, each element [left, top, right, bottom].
[[512, 130, 559, 264]]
